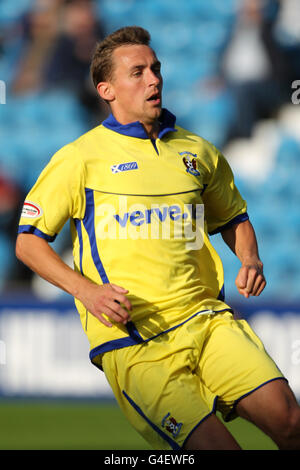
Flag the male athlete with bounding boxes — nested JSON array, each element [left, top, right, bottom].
[[16, 26, 300, 450]]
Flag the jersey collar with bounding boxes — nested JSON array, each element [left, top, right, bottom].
[[102, 108, 177, 139]]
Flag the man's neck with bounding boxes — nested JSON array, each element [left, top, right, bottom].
[[109, 109, 160, 140], [142, 120, 160, 140]]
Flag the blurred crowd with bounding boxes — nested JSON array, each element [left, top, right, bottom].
[[2, 0, 107, 124], [0, 0, 300, 302], [222, 0, 300, 138], [10, 0, 105, 115], [0, 0, 107, 294]]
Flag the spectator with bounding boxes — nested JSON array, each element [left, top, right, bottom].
[[42, 0, 106, 121], [10, 0, 106, 121], [222, 0, 286, 138], [11, 0, 62, 95]]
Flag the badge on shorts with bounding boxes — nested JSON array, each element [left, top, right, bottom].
[[161, 412, 182, 438]]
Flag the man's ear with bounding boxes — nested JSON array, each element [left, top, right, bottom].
[[97, 82, 115, 102]]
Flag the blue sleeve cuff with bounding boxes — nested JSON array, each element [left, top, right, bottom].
[[209, 212, 249, 235], [18, 225, 57, 242]]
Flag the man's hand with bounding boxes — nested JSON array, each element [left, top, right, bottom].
[[221, 220, 267, 299], [79, 282, 132, 327], [235, 262, 266, 298], [16, 233, 132, 328]]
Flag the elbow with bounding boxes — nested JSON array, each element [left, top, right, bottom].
[[16, 233, 47, 268]]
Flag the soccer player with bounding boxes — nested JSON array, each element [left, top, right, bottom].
[[16, 26, 300, 450]]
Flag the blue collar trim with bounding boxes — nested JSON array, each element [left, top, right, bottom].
[[102, 108, 177, 139]]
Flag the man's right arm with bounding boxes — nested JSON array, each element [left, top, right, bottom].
[[15, 234, 132, 327]]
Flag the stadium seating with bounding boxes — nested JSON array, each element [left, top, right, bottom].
[[1, 0, 300, 304]]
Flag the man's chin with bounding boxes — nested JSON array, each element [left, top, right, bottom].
[[151, 106, 163, 120]]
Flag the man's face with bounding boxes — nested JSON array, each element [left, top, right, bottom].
[[104, 44, 163, 126]]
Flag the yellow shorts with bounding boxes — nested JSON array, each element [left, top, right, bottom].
[[102, 311, 284, 450]]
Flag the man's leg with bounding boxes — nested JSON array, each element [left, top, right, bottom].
[[236, 378, 300, 450], [184, 414, 241, 450]]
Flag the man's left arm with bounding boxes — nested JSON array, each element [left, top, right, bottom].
[[221, 219, 266, 298]]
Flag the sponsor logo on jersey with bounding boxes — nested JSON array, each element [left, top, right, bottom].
[[95, 198, 204, 249], [179, 151, 200, 176], [21, 201, 43, 218], [161, 412, 182, 438], [111, 161, 138, 173], [113, 204, 190, 227]]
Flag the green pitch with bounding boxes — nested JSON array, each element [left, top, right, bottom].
[[0, 400, 277, 450]]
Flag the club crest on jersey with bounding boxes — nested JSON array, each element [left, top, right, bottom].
[[111, 161, 138, 173], [161, 412, 182, 438], [179, 151, 200, 176]]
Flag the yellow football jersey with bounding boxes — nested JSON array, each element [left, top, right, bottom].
[[18, 109, 248, 368]]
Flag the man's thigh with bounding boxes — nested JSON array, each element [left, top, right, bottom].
[[196, 313, 285, 421], [102, 324, 218, 450]]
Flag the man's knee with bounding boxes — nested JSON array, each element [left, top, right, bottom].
[[184, 414, 241, 450], [275, 406, 300, 450], [237, 379, 300, 450], [267, 384, 300, 449]]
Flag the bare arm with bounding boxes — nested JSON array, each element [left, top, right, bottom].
[[221, 219, 266, 298], [15, 233, 132, 327]]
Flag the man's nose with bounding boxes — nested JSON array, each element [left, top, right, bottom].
[[147, 68, 161, 86]]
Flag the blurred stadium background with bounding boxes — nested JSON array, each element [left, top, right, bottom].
[[0, 0, 300, 450]]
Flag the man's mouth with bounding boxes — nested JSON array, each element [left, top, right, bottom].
[[147, 92, 161, 104]]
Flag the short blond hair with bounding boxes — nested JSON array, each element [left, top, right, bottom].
[[90, 26, 151, 87]]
